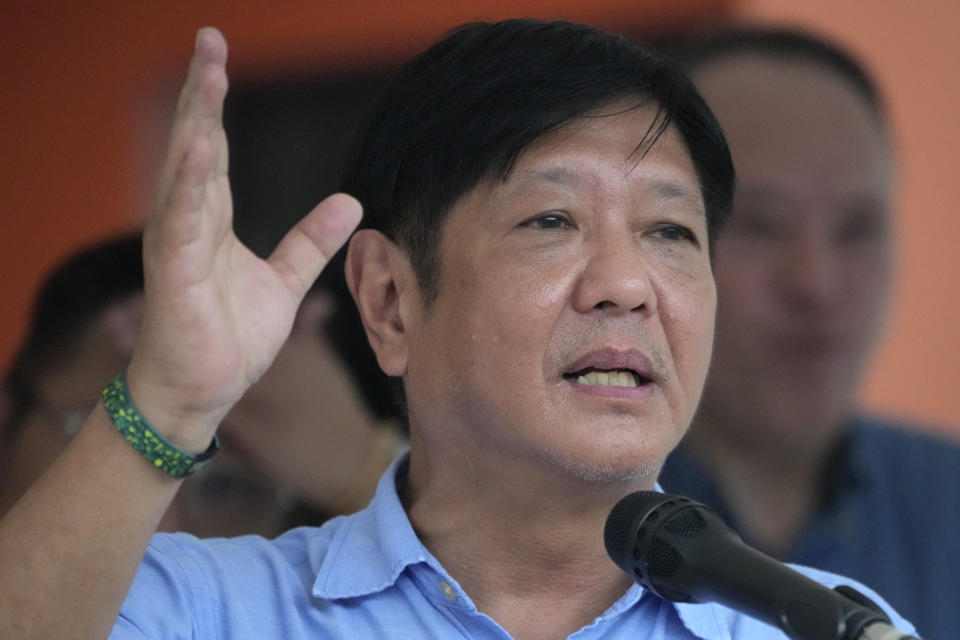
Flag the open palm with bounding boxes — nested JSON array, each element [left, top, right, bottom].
[[126, 28, 361, 450]]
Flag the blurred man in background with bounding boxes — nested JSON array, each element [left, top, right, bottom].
[[659, 27, 960, 640]]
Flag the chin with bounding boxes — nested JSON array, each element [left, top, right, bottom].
[[545, 445, 665, 486]]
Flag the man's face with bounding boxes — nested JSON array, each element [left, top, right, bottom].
[[402, 100, 715, 484], [692, 56, 893, 452]]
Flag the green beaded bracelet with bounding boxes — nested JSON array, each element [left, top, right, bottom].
[[101, 372, 218, 478]]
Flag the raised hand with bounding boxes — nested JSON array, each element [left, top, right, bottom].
[[0, 29, 361, 639], [126, 28, 362, 451]]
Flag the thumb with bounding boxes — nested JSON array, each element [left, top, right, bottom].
[[268, 193, 363, 302]]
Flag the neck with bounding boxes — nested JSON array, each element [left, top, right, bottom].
[[685, 412, 841, 558], [403, 442, 648, 640]]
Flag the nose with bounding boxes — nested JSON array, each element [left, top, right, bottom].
[[777, 230, 839, 310], [572, 228, 655, 315]]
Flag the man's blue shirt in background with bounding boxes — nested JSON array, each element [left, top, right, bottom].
[[661, 416, 959, 640]]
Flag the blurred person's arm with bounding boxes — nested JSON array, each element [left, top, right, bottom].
[[0, 28, 360, 640]]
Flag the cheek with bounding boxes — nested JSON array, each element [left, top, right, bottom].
[[713, 257, 772, 340], [460, 257, 578, 379], [714, 246, 767, 301], [531, 277, 569, 310], [442, 265, 529, 368], [480, 250, 578, 323], [845, 249, 892, 309], [512, 246, 581, 309]]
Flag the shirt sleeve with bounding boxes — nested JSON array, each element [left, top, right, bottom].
[[109, 534, 212, 640]]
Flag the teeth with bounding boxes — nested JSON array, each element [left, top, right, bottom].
[[575, 370, 638, 387]]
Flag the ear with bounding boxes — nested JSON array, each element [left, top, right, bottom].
[[99, 293, 145, 360], [345, 230, 416, 377]]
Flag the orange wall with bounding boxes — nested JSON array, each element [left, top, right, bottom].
[[3, 0, 957, 434], [733, 0, 960, 433]]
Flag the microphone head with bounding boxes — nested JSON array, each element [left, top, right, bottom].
[[605, 492, 900, 638], [604, 491, 714, 602], [603, 491, 666, 570]]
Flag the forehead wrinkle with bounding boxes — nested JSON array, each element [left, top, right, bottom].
[[504, 164, 587, 195], [484, 163, 593, 217], [496, 162, 705, 217], [619, 175, 705, 220]]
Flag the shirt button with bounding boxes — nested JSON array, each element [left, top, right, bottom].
[[439, 580, 458, 601]]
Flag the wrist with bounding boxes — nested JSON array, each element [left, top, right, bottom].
[[123, 363, 228, 453], [102, 372, 219, 478]]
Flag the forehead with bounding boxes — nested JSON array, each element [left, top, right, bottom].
[[492, 100, 702, 203], [691, 55, 888, 187]]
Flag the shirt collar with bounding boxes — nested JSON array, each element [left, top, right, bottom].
[[312, 454, 450, 599], [311, 453, 733, 639]]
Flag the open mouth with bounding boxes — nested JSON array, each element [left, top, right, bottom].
[[562, 367, 650, 388]]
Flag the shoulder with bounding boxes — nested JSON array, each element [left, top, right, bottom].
[[851, 415, 960, 483], [112, 516, 355, 639], [147, 516, 351, 584], [848, 416, 960, 527], [853, 415, 960, 455]]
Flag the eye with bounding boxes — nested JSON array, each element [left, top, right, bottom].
[[651, 224, 699, 246], [519, 212, 574, 230], [733, 211, 786, 240]]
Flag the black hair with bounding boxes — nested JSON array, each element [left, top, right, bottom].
[[342, 18, 734, 303], [665, 26, 886, 126], [3, 233, 144, 440]]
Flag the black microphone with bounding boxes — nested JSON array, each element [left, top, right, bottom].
[[604, 491, 922, 640]]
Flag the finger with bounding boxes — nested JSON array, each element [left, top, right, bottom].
[[268, 193, 363, 302], [175, 28, 228, 117], [151, 133, 217, 258], [146, 29, 232, 275], [155, 28, 229, 210]]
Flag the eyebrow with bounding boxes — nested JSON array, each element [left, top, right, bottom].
[[654, 180, 706, 217], [650, 179, 698, 202]]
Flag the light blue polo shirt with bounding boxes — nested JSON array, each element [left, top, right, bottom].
[[112, 455, 915, 639]]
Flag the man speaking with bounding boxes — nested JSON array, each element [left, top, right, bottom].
[[0, 19, 915, 639]]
